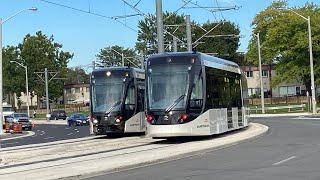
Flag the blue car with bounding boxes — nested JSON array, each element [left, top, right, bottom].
[[67, 113, 89, 126]]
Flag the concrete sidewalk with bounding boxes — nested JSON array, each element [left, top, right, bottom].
[[0, 123, 268, 180]]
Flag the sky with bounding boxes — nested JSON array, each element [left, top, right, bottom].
[[0, 0, 318, 69]]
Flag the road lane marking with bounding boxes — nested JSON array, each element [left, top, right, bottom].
[[43, 137, 55, 140], [293, 117, 320, 120], [273, 156, 296, 166], [76, 131, 80, 133], [2, 142, 19, 146], [67, 133, 73, 136]]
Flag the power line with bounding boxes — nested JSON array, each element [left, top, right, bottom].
[[38, 0, 138, 32]]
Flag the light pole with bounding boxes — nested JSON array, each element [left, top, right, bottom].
[[109, 48, 124, 67], [0, 7, 37, 134], [10, 61, 30, 117], [253, 33, 265, 114], [281, 8, 316, 114]]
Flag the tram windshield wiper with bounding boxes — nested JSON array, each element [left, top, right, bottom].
[[105, 101, 121, 115], [165, 94, 186, 113]]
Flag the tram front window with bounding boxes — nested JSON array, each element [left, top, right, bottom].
[[148, 64, 190, 110], [92, 76, 124, 113]]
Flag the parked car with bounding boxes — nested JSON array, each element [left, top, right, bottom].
[[67, 113, 89, 126], [50, 110, 67, 120], [6, 113, 32, 131]]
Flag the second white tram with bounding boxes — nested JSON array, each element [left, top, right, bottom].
[[145, 52, 249, 138]]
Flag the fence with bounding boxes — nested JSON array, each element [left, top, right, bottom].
[[247, 96, 310, 105], [16, 104, 90, 115]]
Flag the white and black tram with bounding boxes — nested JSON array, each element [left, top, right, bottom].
[[90, 67, 146, 135], [145, 52, 249, 138]]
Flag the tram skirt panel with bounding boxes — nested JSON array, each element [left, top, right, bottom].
[[209, 109, 228, 134], [232, 108, 239, 129], [125, 112, 145, 133]]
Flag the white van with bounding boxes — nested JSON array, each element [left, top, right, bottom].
[[3, 102, 14, 124]]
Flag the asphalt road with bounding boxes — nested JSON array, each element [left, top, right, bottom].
[[86, 116, 320, 180], [1, 124, 91, 148]]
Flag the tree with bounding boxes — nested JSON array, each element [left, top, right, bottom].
[[3, 46, 24, 105], [136, 12, 186, 54], [65, 67, 89, 84], [96, 45, 141, 67], [193, 21, 241, 63], [246, 1, 320, 93], [136, 12, 242, 64], [18, 31, 73, 107]]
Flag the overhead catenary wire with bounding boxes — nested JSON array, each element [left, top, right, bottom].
[[38, 0, 138, 32]]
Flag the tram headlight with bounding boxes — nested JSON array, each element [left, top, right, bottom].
[[146, 114, 154, 124], [179, 113, 189, 123], [115, 115, 123, 123]]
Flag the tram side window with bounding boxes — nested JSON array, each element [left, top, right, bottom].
[[137, 82, 145, 112], [190, 73, 203, 109], [206, 68, 237, 109], [205, 67, 224, 109], [125, 85, 135, 113]]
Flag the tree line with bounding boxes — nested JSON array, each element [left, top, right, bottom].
[[4, 11, 244, 108]]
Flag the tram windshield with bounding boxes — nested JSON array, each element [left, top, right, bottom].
[[148, 64, 190, 110], [91, 75, 124, 113]]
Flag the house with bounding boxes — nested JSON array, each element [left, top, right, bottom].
[[241, 65, 307, 98], [63, 83, 90, 105]]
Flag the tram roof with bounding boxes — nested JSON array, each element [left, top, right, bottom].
[[92, 66, 144, 74], [148, 52, 241, 74]]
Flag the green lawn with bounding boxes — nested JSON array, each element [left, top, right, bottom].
[[33, 110, 90, 120], [249, 103, 310, 114]]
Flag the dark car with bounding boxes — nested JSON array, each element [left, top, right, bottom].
[[50, 110, 67, 120], [7, 113, 33, 130], [67, 113, 89, 126]]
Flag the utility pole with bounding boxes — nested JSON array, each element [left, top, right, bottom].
[[280, 8, 317, 114], [45, 68, 49, 120], [186, 15, 192, 51], [308, 16, 316, 114], [0, 19, 3, 134], [10, 61, 30, 117], [92, 60, 95, 70], [255, 33, 265, 114], [156, 0, 164, 53], [121, 53, 124, 67], [35, 69, 60, 120], [173, 36, 178, 52]]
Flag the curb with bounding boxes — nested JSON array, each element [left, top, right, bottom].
[[67, 123, 269, 180], [250, 112, 311, 118], [1, 131, 35, 142]]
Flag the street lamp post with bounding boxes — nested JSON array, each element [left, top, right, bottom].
[[282, 8, 316, 114], [10, 61, 30, 118], [0, 7, 37, 134], [253, 33, 265, 114]]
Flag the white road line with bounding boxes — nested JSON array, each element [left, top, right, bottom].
[[1, 142, 19, 146], [67, 133, 73, 136], [43, 137, 55, 140], [293, 117, 320, 120], [273, 156, 296, 166], [76, 131, 80, 133]]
